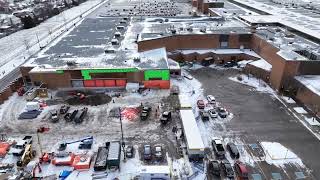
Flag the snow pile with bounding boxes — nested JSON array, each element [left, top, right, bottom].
[[293, 107, 308, 114], [304, 117, 320, 126], [248, 59, 272, 71], [229, 74, 274, 94], [237, 60, 253, 68], [261, 142, 304, 167], [281, 96, 296, 104]]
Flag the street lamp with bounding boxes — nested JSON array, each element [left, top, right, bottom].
[[119, 107, 126, 162]]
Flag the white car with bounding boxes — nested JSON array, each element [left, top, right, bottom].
[[209, 110, 218, 118], [207, 95, 216, 104], [183, 74, 193, 80]]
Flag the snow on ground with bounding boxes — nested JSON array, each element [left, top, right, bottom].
[[304, 117, 320, 126], [229, 74, 274, 94], [261, 142, 304, 167], [293, 107, 308, 114], [248, 59, 272, 71], [281, 96, 296, 104]]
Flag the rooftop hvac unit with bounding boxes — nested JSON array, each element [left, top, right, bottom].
[[133, 57, 140, 62]]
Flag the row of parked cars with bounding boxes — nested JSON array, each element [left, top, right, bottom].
[[197, 95, 229, 120], [209, 138, 249, 179], [208, 159, 249, 179]]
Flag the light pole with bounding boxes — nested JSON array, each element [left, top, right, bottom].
[[119, 107, 126, 162]]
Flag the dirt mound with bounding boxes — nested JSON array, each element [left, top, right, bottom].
[[66, 94, 112, 106]]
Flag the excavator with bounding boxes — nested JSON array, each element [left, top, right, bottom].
[[16, 144, 36, 167]]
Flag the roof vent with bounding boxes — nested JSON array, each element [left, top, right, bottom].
[[66, 61, 77, 67]]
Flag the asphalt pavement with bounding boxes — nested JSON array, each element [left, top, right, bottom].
[[190, 67, 320, 180]]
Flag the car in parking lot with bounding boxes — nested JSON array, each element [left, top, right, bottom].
[[208, 109, 218, 118], [197, 100, 205, 109], [212, 138, 225, 159], [208, 160, 221, 177], [221, 160, 234, 178], [154, 146, 162, 160], [206, 95, 216, 104], [234, 161, 249, 180], [224, 60, 238, 68], [200, 111, 210, 121], [227, 142, 240, 159], [126, 145, 134, 158], [217, 107, 228, 118], [143, 145, 152, 160]]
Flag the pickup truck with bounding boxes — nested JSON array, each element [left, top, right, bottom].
[[10, 136, 32, 156], [160, 111, 172, 124], [212, 138, 226, 159]]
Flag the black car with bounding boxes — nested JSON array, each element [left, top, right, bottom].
[[208, 160, 220, 176], [227, 142, 240, 159], [143, 145, 152, 160], [220, 160, 235, 178], [126, 145, 134, 158], [218, 107, 228, 118]]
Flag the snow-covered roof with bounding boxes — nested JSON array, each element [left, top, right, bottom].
[[235, 0, 320, 41], [248, 59, 272, 71], [295, 75, 320, 96], [107, 141, 120, 160], [277, 50, 307, 61], [179, 109, 205, 151]]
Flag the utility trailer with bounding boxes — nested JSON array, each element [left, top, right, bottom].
[[106, 141, 121, 170], [94, 146, 108, 171]]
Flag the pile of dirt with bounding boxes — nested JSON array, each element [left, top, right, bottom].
[[66, 94, 112, 106]]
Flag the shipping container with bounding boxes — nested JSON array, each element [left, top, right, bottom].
[[71, 80, 84, 87], [84, 80, 95, 87], [104, 80, 116, 87], [115, 79, 126, 87], [106, 141, 121, 169]]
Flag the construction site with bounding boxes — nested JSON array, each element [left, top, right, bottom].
[[0, 0, 320, 179]]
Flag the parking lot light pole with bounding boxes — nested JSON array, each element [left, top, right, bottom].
[[119, 107, 126, 162]]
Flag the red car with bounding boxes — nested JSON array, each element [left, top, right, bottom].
[[234, 161, 249, 180], [197, 100, 205, 109]]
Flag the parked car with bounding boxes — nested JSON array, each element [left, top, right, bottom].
[[154, 146, 162, 160], [183, 74, 193, 80], [208, 160, 220, 177], [143, 145, 152, 160], [141, 106, 152, 121], [200, 111, 210, 121], [50, 110, 59, 123], [208, 110, 218, 118], [212, 138, 225, 159], [60, 105, 70, 114], [224, 61, 238, 68], [126, 145, 134, 158], [160, 111, 172, 124], [234, 161, 249, 180], [227, 142, 240, 159], [218, 107, 228, 118], [206, 95, 216, 104], [221, 160, 235, 178], [197, 100, 205, 109]]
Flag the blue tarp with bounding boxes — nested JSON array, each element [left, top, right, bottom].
[[59, 170, 72, 180]]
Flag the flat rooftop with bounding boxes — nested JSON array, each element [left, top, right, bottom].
[[233, 0, 320, 42]]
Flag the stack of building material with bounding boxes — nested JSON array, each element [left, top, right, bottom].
[[72, 154, 92, 170]]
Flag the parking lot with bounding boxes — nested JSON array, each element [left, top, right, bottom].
[[188, 67, 320, 179]]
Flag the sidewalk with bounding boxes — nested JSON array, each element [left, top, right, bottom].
[[277, 95, 320, 141]]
